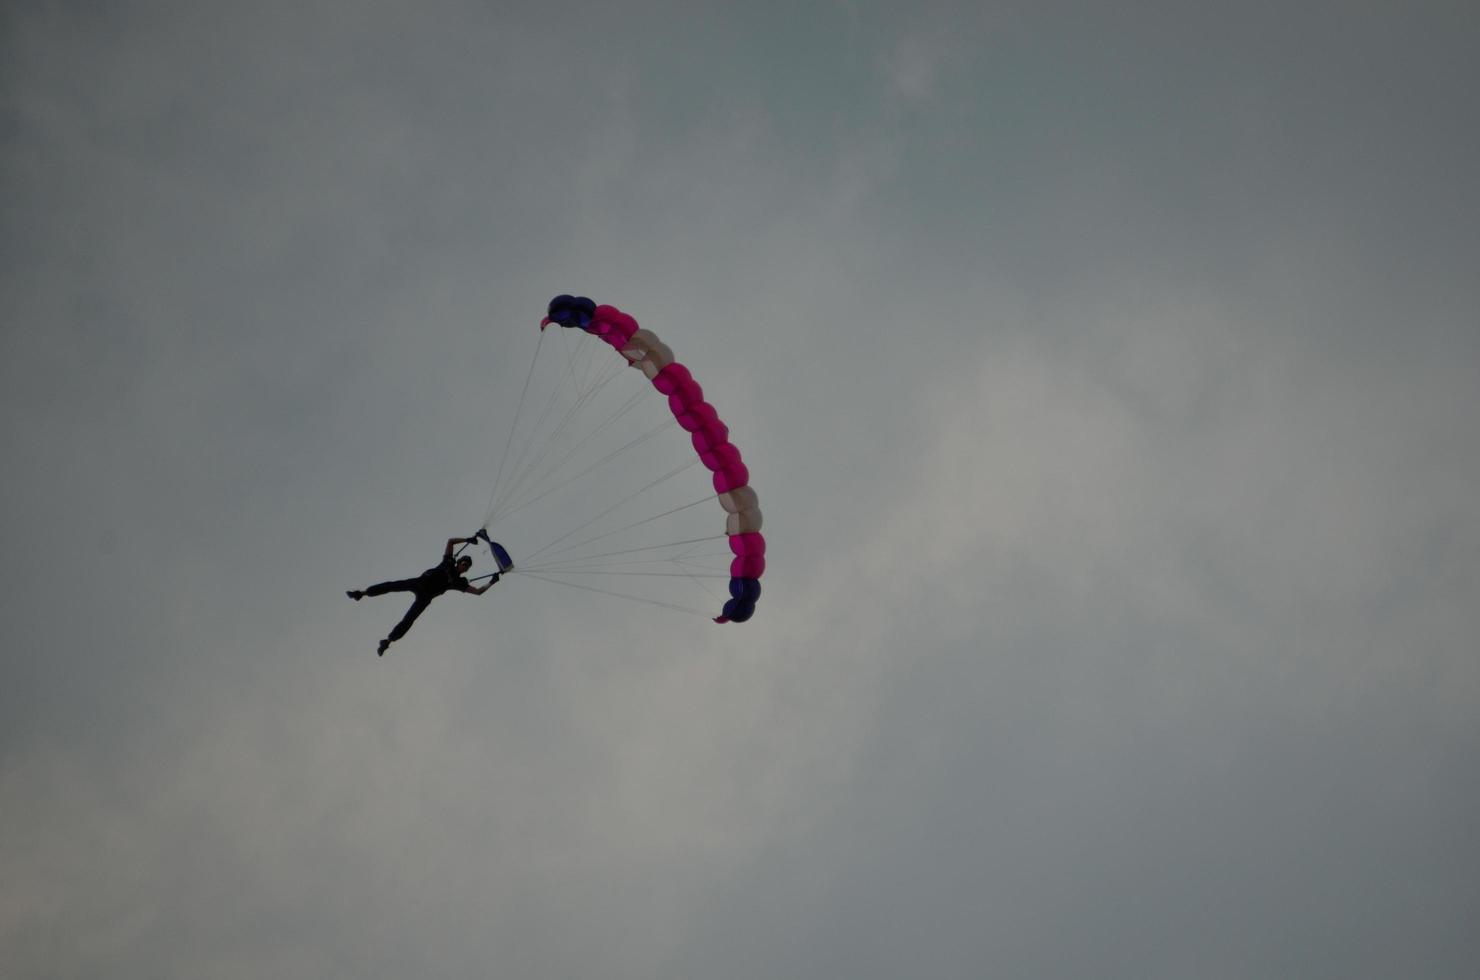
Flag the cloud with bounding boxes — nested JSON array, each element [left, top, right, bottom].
[[657, 282, 1480, 979], [5, 2, 1479, 977], [882, 33, 942, 103]]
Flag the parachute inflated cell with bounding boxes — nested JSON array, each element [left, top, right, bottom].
[[541, 295, 764, 623]]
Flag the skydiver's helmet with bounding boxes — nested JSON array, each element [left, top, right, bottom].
[[456, 556, 473, 574]]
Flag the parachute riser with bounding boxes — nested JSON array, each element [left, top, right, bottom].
[[454, 529, 514, 580]]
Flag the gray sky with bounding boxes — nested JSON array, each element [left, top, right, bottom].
[[4, 1, 1479, 977]]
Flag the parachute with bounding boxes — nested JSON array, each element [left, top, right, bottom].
[[478, 295, 764, 623], [472, 529, 515, 573], [488, 540, 514, 574]]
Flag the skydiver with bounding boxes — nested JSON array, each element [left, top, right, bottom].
[[347, 537, 499, 656]]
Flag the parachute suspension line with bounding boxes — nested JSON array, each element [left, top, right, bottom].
[[530, 335, 623, 455], [556, 322, 595, 393], [484, 326, 547, 527], [505, 568, 729, 579], [519, 460, 705, 565], [482, 321, 730, 617], [486, 336, 596, 522], [517, 530, 730, 609], [485, 330, 616, 527], [676, 548, 728, 605], [489, 414, 679, 527], [526, 490, 715, 566], [516, 538, 730, 605], [516, 535, 727, 569], [520, 558, 731, 576], [564, 325, 611, 401], [522, 558, 732, 578], [526, 497, 729, 607], [530, 293, 766, 625], [558, 323, 625, 407], [516, 571, 715, 620], [498, 383, 650, 515], [517, 533, 723, 568], [489, 340, 629, 525], [488, 376, 647, 525]]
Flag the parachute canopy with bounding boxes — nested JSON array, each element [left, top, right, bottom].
[[532, 294, 765, 623]]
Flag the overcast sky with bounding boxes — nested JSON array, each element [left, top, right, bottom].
[[4, 1, 1479, 977]]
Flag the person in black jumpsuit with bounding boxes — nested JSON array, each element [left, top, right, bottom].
[[348, 537, 499, 656]]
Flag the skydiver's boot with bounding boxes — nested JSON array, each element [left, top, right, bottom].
[[377, 638, 390, 657], [347, 590, 365, 601]]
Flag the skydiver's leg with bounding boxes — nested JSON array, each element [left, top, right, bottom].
[[363, 578, 421, 597], [385, 593, 435, 645]]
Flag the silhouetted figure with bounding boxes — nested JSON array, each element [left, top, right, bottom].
[[349, 537, 498, 656]]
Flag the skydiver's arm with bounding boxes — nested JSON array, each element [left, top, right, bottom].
[[467, 573, 500, 596], [445, 537, 474, 557]]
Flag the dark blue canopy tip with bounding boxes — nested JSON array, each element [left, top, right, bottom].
[[545, 294, 597, 329], [729, 577, 762, 602], [722, 596, 757, 623]]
